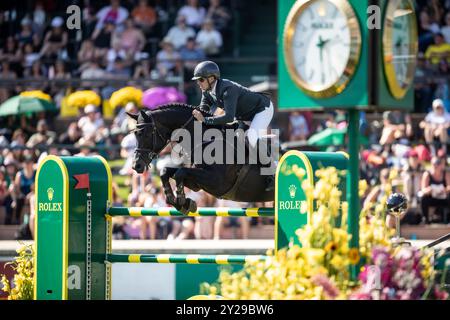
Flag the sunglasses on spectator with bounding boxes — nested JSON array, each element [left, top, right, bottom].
[[197, 78, 206, 83]]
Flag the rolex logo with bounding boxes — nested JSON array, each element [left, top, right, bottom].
[[47, 188, 54, 201], [289, 185, 297, 199]]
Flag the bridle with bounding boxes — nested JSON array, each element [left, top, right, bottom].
[[134, 111, 196, 165]]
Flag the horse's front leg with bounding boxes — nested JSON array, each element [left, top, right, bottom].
[[160, 167, 178, 207], [173, 168, 197, 214]]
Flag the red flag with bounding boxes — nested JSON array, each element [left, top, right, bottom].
[[74, 173, 90, 191]]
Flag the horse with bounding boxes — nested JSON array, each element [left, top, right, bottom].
[[127, 103, 275, 214]]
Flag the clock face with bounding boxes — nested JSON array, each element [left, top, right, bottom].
[[283, 0, 361, 98], [383, 0, 418, 99]]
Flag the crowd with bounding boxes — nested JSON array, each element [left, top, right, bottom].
[[0, 0, 450, 240]]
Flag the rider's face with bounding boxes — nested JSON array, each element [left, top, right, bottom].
[[196, 77, 214, 91]]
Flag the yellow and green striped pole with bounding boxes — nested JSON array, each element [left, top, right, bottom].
[[106, 254, 267, 265], [107, 207, 274, 217]]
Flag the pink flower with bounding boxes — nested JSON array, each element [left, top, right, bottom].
[[311, 274, 340, 299]]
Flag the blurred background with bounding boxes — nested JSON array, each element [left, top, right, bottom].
[[0, 0, 448, 243]]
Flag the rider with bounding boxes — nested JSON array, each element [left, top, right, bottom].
[[191, 60, 275, 190]]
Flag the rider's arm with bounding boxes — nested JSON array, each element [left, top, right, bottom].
[[199, 91, 213, 112], [204, 87, 237, 125]]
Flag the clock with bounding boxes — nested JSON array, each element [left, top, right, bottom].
[[283, 0, 362, 98], [382, 0, 418, 99]]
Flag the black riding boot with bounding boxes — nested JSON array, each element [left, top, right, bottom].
[[265, 175, 275, 192]]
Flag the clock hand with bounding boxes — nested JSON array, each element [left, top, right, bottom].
[[317, 37, 325, 85]]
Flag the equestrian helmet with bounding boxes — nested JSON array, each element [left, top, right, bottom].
[[192, 61, 220, 80]]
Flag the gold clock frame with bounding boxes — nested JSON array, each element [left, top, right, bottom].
[[382, 0, 418, 100], [283, 0, 362, 99]]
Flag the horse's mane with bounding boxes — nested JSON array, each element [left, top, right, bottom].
[[151, 103, 214, 117]]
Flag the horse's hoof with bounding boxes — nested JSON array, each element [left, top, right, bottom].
[[178, 199, 197, 215], [186, 198, 197, 213]]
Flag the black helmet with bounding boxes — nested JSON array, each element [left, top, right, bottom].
[[386, 193, 408, 213], [192, 61, 220, 80]]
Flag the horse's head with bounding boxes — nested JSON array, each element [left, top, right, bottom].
[[127, 109, 170, 173]]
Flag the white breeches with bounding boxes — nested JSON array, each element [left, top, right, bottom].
[[246, 101, 274, 148]]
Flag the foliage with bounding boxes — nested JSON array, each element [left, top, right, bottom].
[[20, 90, 52, 102], [109, 86, 143, 109], [0, 243, 34, 300], [351, 246, 448, 300], [66, 90, 101, 108], [202, 167, 447, 300]]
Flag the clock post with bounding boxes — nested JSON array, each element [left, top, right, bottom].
[[278, 0, 418, 281]]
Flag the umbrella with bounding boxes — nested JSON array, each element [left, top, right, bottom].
[[142, 87, 187, 110], [307, 127, 369, 147], [307, 128, 347, 146], [0, 96, 57, 117]]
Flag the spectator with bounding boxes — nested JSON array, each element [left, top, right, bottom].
[[401, 150, 424, 211], [82, 6, 98, 40], [23, 43, 41, 70], [95, 0, 129, 31], [165, 15, 196, 50], [418, 10, 440, 52], [420, 98, 450, 155], [80, 60, 107, 81], [0, 60, 17, 103], [379, 111, 413, 146], [442, 12, 450, 44], [141, 186, 166, 239], [133, 55, 151, 79], [425, 33, 450, 66], [206, 0, 231, 32], [194, 191, 216, 239], [131, 0, 158, 34], [0, 166, 13, 225], [74, 139, 96, 157], [32, 1, 47, 38], [16, 18, 39, 50], [0, 37, 23, 70], [12, 154, 36, 225], [119, 119, 137, 176], [119, 18, 146, 59], [28, 183, 36, 239], [179, 37, 205, 72], [24, 60, 47, 91], [92, 21, 116, 60], [426, 0, 445, 25], [177, 0, 206, 30], [26, 119, 56, 148], [213, 199, 250, 239], [196, 18, 223, 57], [414, 52, 434, 113], [78, 39, 97, 71], [114, 101, 138, 134], [364, 168, 396, 211], [288, 111, 309, 141], [156, 37, 182, 77], [107, 56, 132, 78], [39, 17, 68, 61], [419, 156, 450, 223], [77, 104, 105, 141], [58, 122, 82, 146]]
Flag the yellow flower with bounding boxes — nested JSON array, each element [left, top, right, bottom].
[[20, 90, 52, 102], [348, 248, 360, 265], [110, 86, 143, 109], [324, 241, 338, 253], [67, 90, 101, 108]]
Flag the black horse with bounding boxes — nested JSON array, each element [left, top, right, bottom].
[[127, 103, 275, 213]]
